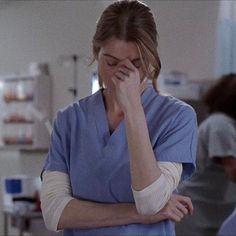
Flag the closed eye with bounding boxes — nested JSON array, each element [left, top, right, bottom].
[[107, 61, 118, 67]]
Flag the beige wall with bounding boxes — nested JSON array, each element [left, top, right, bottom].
[[148, 0, 219, 80]]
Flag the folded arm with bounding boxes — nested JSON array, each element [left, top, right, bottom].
[[40, 171, 192, 231]]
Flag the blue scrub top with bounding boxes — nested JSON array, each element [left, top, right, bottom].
[[43, 85, 197, 236]]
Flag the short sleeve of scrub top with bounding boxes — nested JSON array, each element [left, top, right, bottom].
[[43, 110, 69, 174], [153, 105, 198, 181]]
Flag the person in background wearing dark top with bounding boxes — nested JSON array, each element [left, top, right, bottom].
[[176, 73, 236, 236], [40, 1, 198, 235]]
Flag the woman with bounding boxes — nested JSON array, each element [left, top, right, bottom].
[[40, 1, 197, 235], [176, 74, 236, 236]]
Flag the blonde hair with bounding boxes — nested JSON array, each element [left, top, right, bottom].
[[91, 0, 161, 91]]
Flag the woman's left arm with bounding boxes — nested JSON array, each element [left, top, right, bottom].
[[112, 59, 162, 191], [112, 59, 195, 215], [124, 101, 162, 190]]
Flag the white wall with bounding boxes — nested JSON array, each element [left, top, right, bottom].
[[148, 0, 219, 81], [0, 0, 219, 117]]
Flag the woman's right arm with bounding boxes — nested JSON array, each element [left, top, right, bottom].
[[59, 193, 192, 230], [58, 198, 140, 230], [40, 171, 192, 231]]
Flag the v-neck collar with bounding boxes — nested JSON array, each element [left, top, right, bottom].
[[92, 85, 154, 147], [93, 89, 124, 146]]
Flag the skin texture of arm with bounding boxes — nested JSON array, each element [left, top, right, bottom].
[[124, 101, 162, 190], [57, 194, 193, 230], [58, 199, 139, 230]]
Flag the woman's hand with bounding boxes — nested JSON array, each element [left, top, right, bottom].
[[158, 194, 193, 222], [111, 59, 146, 113], [140, 194, 193, 224]]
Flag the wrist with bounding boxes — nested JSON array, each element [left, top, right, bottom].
[[123, 99, 143, 118], [139, 213, 165, 225], [128, 205, 155, 225], [130, 207, 141, 224]]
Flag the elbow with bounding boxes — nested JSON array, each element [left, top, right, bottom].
[[43, 217, 58, 232], [40, 196, 73, 232], [133, 180, 172, 216], [132, 164, 182, 216], [135, 204, 159, 216], [40, 171, 73, 231], [40, 199, 61, 232]]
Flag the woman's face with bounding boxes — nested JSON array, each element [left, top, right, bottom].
[[97, 38, 146, 91]]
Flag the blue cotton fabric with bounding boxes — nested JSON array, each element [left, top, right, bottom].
[[43, 85, 197, 236]]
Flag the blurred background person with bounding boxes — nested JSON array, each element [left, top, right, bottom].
[[218, 155, 236, 236], [176, 73, 236, 236]]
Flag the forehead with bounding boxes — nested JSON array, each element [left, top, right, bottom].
[[99, 38, 140, 61]]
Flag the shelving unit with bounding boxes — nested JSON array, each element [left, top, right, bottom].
[[0, 73, 52, 150]]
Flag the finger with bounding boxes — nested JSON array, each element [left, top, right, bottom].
[[118, 58, 136, 72], [173, 194, 194, 215], [160, 206, 180, 223], [169, 212, 181, 223], [175, 202, 189, 215], [117, 66, 130, 77], [172, 206, 184, 219], [114, 71, 128, 81], [179, 197, 194, 215], [186, 203, 194, 215], [111, 76, 122, 89]]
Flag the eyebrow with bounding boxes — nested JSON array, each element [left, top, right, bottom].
[[103, 53, 141, 63]]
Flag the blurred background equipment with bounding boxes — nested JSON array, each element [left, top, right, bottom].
[[58, 54, 79, 100], [157, 71, 215, 124], [0, 63, 52, 149], [0, 62, 55, 235]]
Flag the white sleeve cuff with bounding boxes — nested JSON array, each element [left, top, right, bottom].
[[40, 171, 74, 232], [132, 162, 182, 215]]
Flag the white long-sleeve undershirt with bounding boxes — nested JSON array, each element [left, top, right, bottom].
[[40, 161, 182, 231], [132, 162, 182, 215], [40, 171, 74, 232]]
